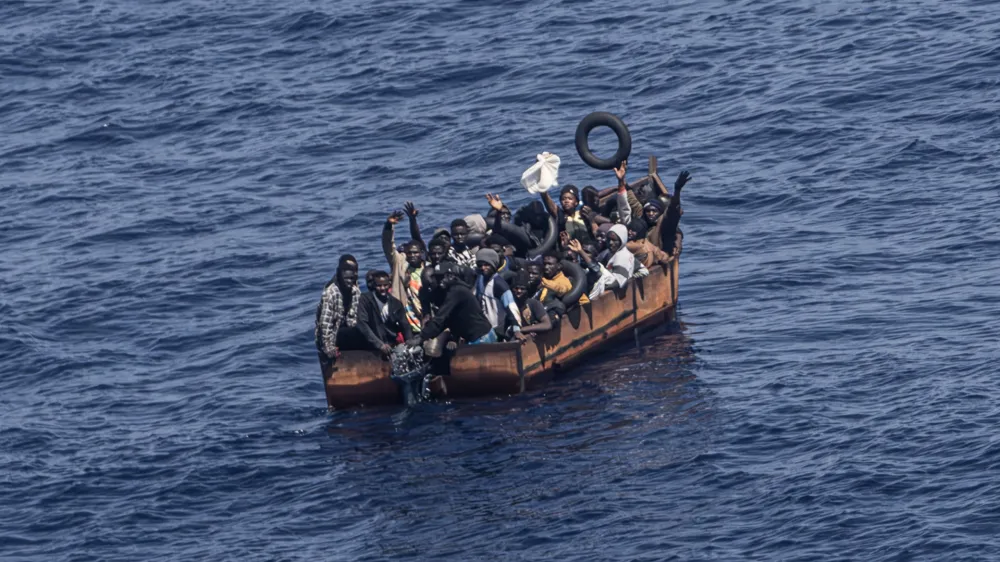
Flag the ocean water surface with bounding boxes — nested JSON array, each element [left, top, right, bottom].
[[2, 0, 1000, 560]]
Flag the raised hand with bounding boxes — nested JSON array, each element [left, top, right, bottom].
[[580, 206, 595, 222], [567, 239, 583, 253], [403, 201, 419, 218], [486, 193, 504, 212], [387, 210, 405, 225], [559, 230, 570, 247], [674, 170, 692, 191], [614, 159, 628, 183]]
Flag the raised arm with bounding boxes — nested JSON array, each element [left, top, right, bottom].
[[382, 210, 405, 262], [614, 160, 632, 224], [403, 201, 423, 246], [539, 190, 559, 219], [660, 171, 690, 253]]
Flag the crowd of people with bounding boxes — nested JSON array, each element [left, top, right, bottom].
[[315, 160, 690, 369]]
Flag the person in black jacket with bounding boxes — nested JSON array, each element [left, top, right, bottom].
[[357, 270, 413, 356], [406, 262, 496, 347]]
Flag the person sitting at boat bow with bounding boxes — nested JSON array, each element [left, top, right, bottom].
[[383, 206, 425, 335], [315, 254, 364, 366], [474, 248, 523, 340], [357, 270, 413, 356], [407, 262, 497, 348]]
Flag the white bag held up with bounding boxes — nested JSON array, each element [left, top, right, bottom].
[[520, 152, 561, 194]]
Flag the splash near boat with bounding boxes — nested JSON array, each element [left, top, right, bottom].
[[316, 114, 691, 408]]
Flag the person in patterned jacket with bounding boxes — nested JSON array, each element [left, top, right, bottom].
[[315, 254, 363, 369]]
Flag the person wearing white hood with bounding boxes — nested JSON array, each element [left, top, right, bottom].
[[585, 223, 635, 299]]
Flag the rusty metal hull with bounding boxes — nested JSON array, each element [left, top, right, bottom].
[[323, 260, 679, 409]]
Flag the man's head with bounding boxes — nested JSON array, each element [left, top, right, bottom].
[[337, 254, 359, 287], [404, 241, 424, 268], [427, 238, 449, 265], [516, 201, 549, 231], [643, 199, 665, 225], [432, 261, 461, 288], [475, 248, 500, 279], [627, 219, 648, 242], [450, 219, 469, 248], [542, 252, 562, 279], [511, 270, 531, 301], [596, 223, 613, 250], [608, 225, 627, 253], [483, 234, 512, 258], [369, 270, 391, 299], [526, 261, 543, 290], [559, 185, 580, 213]]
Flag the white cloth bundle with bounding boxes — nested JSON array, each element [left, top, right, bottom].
[[520, 152, 561, 194]]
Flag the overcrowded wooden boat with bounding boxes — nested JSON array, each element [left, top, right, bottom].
[[322, 157, 682, 409]]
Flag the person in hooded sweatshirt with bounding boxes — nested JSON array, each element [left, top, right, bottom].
[[315, 254, 364, 368], [356, 270, 413, 356], [474, 248, 522, 340], [578, 223, 635, 299], [407, 262, 496, 347]]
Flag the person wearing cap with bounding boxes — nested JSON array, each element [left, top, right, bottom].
[[540, 183, 596, 246], [407, 262, 496, 347], [315, 254, 364, 367], [474, 248, 523, 339], [510, 270, 554, 342]]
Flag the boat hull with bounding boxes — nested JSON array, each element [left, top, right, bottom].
[[323, 259, 679, 409]]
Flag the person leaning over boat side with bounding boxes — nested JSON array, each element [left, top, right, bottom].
[[474, 248, 523, 340], [356, 270, 413, 356], [315, 254, 364, 367], [406, 262, 496, 348], [383, 206, 425, 335], [510, 270, 553, 342], [538, 250, 589, 306]]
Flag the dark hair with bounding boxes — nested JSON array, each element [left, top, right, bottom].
[[338, 254, 358, 271], [450, 219, 469, 231], [403, 240, 422, 252], [428, 237, 449, 251], [432, 229, 451, 241], [527, 261, 543, 271], [559, 184, 579, 200], [542, 250, 561, 261], [628, 218, 649, 240], [370, 270, 390, 282]]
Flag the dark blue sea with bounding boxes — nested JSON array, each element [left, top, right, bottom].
[[3, 0, 1000, 560]]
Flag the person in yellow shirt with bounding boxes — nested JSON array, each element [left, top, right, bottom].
[[537, 252, 589, 307]]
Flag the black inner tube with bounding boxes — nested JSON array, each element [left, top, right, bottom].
[[526, 215, 558, 259], [559, 260, 587, 306], [575, 112, 632, 171]]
